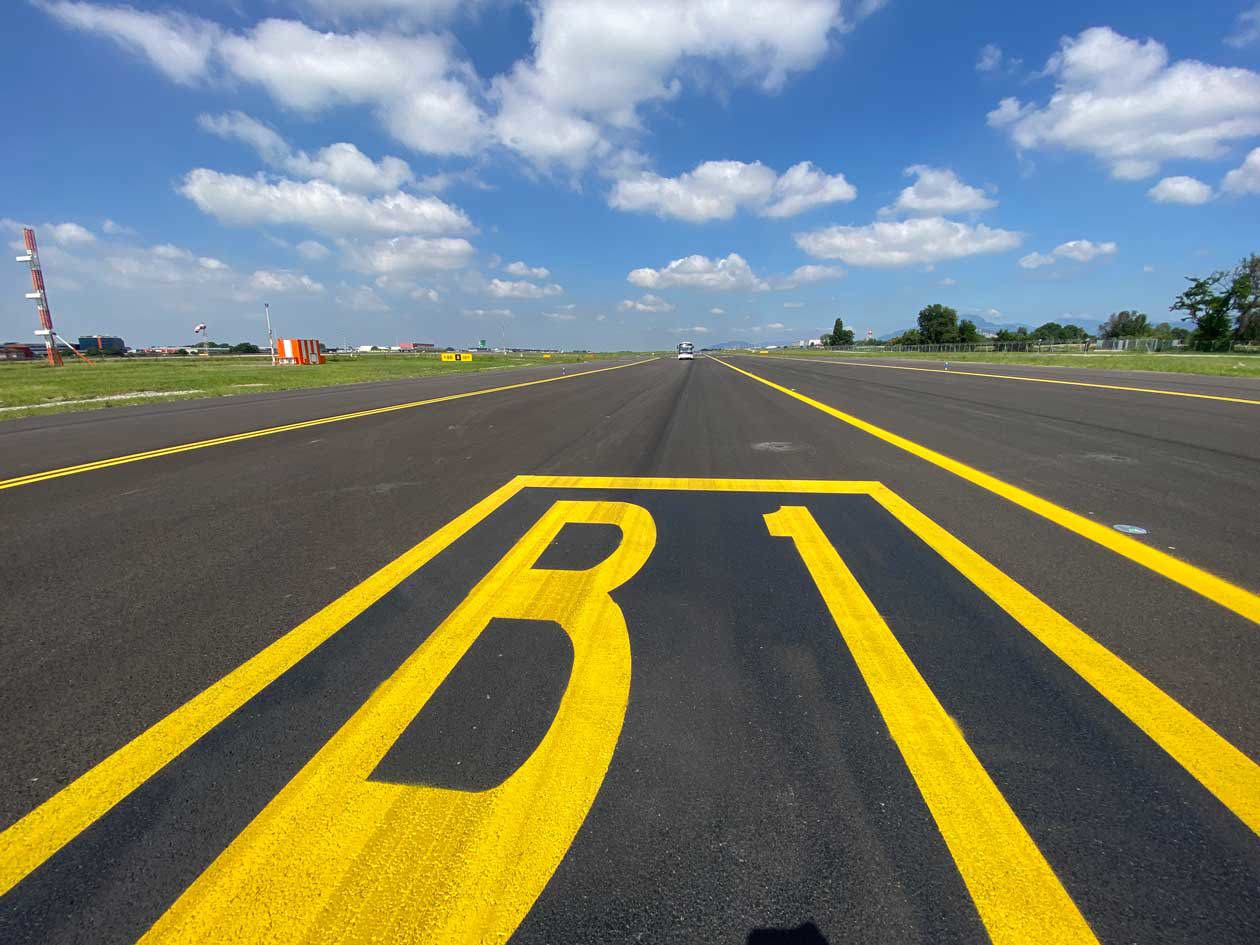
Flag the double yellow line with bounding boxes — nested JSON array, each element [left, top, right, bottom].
[[0, 359, 656, 492], [711, 356, 1260, 624]]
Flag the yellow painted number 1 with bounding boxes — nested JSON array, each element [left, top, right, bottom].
[[766, 506, 1099, 945], [141, 500, 656, 945]]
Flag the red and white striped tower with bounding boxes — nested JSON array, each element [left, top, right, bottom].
[[15, 227, 63, 366]]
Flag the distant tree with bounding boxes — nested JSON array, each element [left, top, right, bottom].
[[1171, 274, 1233, 347], [1059, 324, 1089, 342], [957, 319, 981, 343], [830, 317, 855, 346], [994, 327, 1029, 343], [1098, 311, 1150, 339], [1031, 321, 1064, 341], [1231, 254, 1260, 342], [916, 304, 959, 343], [889, 328, 923, 345], [230, 342, 260, 354]]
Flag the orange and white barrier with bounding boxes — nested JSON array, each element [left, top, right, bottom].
[[276, 338, 325, 365]]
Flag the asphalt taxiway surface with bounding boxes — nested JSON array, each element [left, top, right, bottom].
[[1, 353, 1257, 945]]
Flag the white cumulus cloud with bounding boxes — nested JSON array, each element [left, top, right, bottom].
[[179, 169, 471, 236], [628, 253, 769, 291], [249, 269, 325, 293], [38, 1, 221, 84], [492, 0, 878, 169], [779, 264, 845, 287], [503, 260, 551, 279], [1223, 147, 1260, 195], [45, 222, 97, 246], [1225, 4, 1260, 48], [618, 293, 674, 313], [1053, 239, 1117, 262], [882, 165, 996, 216], [296, 239, 332, 260], [987, 26, 1260, 179], [1018, 252, 1056, 270], [487, 278, 564, 299], [199, 112, 413, 193], [343, 235, 476, 273], [101, 219, 136, 236], [795, 217, 1022, 267], [1019, 239, 1117, 269], [976, 43, 1002, 72], [38, 7, 487, 156], [217, 19, 487, 156], [609, 159, 854, 222], [1147, 176, 1214, 205]]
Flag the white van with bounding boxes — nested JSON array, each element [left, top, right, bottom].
[[677, 342, 695, 360]]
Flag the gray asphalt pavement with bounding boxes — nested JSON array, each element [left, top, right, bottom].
[[1, 354, 1257, 945]]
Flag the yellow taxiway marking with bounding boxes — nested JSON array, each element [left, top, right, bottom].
[[140, 499, 655, 945], [3, 476, 1255, 915], [0, 476, 527, 896], [0, 358, 656, 492], [870, 487, 1260, 837], [761, 354, 1260, 406], [768, 505, 1099, 945], [710, 356, 1260, 625]]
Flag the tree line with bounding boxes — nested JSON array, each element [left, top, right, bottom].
[[819, 253, 1258, 349]]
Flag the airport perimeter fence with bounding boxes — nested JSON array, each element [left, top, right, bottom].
[[812, 339, 1260, 355]]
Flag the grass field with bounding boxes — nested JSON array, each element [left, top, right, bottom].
[[752, 348, 1260, 378], [0, 352, 626, 420]]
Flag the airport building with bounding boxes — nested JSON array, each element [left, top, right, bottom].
[[78, 334, 126, 353]]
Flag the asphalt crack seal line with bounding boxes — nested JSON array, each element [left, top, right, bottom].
[[710, 356, 1260, 625], [766, 354, 1260, 406], [0, 358, 657, 492]]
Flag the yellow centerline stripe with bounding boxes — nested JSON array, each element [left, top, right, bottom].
[[767, 505, 1099, 944], [755, 354, 1260, 406], [710, 356, 1260, 624], [0, 358, 657, 492]]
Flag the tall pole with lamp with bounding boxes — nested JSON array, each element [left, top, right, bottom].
[[264, 302, 275, 365]]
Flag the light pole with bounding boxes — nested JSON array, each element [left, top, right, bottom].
[[264, 302, 275, 365]]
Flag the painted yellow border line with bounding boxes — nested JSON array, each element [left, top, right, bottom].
[[872, 486, 1260, 838], [710, 356, 1260, 625], [754, 354, 1260, 406], [4, 475, 1255, 901], [0, 358, 657, 492], [0, 476, 527, 896]]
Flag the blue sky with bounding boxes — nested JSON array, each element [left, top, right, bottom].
[[2, 0, 1259, 350]]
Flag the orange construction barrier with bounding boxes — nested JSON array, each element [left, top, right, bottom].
[[276, 338, 325, 365]]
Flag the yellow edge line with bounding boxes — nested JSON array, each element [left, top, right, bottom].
[[872, 485, 1260, 837], [0, 359, 657, 492], [0, 476, 530, 896], [755, 354, 1260, 406], [710, 356, 1260, 624]]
